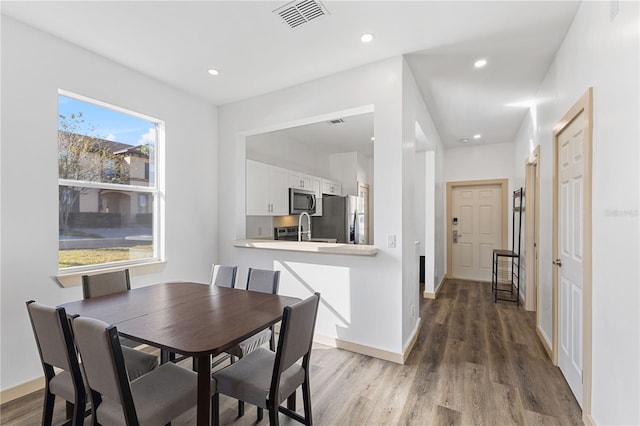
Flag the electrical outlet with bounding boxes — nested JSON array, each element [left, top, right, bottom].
[[258, 226, 262, 236]]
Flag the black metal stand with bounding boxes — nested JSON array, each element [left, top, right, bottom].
[[492, 187, 523, 305]]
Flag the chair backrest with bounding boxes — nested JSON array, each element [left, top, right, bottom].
[[271, 293, 320, 390], [82, 269, 131, 299], [73, 316, 137, 421], [26, 301, 84, 391], [210, 264, 238, 288], [246, 268, 280, 294]]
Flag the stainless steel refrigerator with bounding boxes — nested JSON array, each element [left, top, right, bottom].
[[311, 195, 367, 244]]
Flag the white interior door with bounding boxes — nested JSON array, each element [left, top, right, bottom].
[[451, 184, 502, 281], [557, 111, 585, 407]]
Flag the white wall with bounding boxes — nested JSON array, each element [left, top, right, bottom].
[[416, 151, 427, 257], [443, 141, 516, 278], [246, 131, 331, 178], [401, 58, 444, 343], [434, 139, 446, 288], [444, 142, 515, 184], [356, 152, 371, 188], [415, 149, 436, 293], [329, 152, 358, 194], [217, 57, 409, 353], [0, 17, 218, 392], [511, 2, 639, 424]]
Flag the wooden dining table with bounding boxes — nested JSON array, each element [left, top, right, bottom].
[[59, 281, 300, 426]]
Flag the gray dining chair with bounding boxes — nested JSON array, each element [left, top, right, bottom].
[[245, 268, 280, 351], [83, 269, 173, 367], [212, 268, 281, 418], [26, 301, 86, 426], [82, 269, 141, 349], [212, 292, 320, 426], [213, 267, 280, 366], [26, 301, 159, 426], [81, 269, 131, 298], [210, 264, 238, 288], [246, 267, 280, 295], [73, 316, 216, 425]]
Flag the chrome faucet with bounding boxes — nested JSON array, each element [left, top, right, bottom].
[[298, 212, 311, 241]]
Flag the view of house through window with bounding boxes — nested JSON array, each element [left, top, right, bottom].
[[58, 92, 161, 270]]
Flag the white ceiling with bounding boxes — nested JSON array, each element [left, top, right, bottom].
[[1, 1, 580, 150], [255, 112, 375, 157]]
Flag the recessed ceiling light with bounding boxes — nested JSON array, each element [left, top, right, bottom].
[[361, 33, 375, 43], [459, 138, 469, 143], [473, 134, 482, 139], [370, 137, 375, 141], [474, 59, 487, 68], [207, 69, 219, 76]]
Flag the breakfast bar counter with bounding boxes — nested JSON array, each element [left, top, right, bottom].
[[232, 239, 377, 256]]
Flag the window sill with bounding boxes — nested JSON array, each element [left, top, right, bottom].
[[55, 260, 167, 288]]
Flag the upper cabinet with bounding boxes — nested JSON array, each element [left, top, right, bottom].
[[291, 171, 322, 215], [288, 171, 312, 190], [247, 160, 345, 216], [246, 160, 289, 216], [322, 179, 342, 196]]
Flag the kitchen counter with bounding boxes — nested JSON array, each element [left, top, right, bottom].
[[232, 239, 377, 256]]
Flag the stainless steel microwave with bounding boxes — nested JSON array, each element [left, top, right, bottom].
[[289, 188, 316, 215]]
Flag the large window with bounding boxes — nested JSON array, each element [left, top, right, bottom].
[[58, 91, 163, 271]]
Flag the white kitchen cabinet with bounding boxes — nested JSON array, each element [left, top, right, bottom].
[[246, 160, 289, 216], [322, 179, 342, 196], [288, 171, 312, 190]]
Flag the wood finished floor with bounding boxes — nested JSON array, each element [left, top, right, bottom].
[[0, 279, 582, 425]]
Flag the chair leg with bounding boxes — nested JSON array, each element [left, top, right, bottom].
[[257, 407, 264, 421], [268, 400, 279, 426], [72, 395, 86, 426], [212, 393, 219, 426], [302, 381, 313, 426], [65, 401, 74, 421], [42, 390, 55, 426], [287, 391, 296, 410], [269, 326, 276, 351], [238, 400, 245, 417]]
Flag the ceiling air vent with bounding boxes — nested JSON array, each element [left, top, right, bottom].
[[274, 0, 329, 29], [327, 118, 344, 125]]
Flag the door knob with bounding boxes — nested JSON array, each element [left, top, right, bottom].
[[552, 258, 562, 267]]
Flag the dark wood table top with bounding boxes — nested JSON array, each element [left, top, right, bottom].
[[60, 281, 300, 426], [60, 281, 300, 357]]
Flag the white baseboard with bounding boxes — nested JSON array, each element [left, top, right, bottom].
[[424, 276, 446, 299], [402, 319, 422, 363], [0, 376, 44, 404], [313, 326, 421, 365], [536, 325, 553, 362], [584, 412, 597, 426]]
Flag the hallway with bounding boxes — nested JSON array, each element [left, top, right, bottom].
[[399, 279, 582, 424]]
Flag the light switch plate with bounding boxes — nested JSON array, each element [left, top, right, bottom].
[[387, 234, 396, 248]]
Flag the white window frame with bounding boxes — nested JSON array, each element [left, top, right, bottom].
[[57, 89, 165, 274]]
